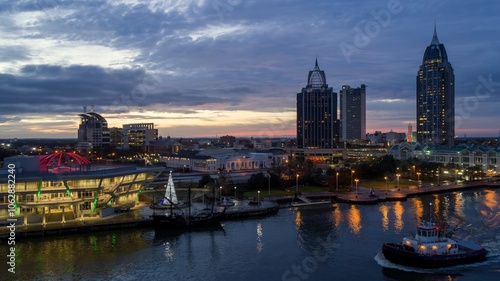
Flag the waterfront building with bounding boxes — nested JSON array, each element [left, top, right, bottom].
[[389, 143, 500, 173], [160, 149, 289, 172], [77, 109, 110, 149], [0, 154, 164, 224], [340, 84, 366, 143], [297, 59, 338, 148], [123, 123, 158, 148], [287, 147, 346, 165], [416, 26, 455, 146]]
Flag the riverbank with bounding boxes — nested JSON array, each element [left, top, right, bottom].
[[0, 200, 280, 240], [268, 181, 500, 205], [1, 181, 497, 239]]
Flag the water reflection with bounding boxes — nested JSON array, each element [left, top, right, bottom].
[[413, 198, 424, 225], [332, 203, 342, 228], [480, 190, 500, 228], [379, 204, 389, 231], [164, 241, 175, 261], [454, 192, 465, 219], [256, 223, 264, 253], [393, 201, 404, 233], [433, 194, 440, 222], [483, 190, 498, 211], [347, 205, 362, 234], [295, 210, 302, 230]]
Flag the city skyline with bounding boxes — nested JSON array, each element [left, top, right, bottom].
[[1, 1, 500, 139]]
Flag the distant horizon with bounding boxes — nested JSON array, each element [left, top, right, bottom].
[[1, 134, 499, 142]]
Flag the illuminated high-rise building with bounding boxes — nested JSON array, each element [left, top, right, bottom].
[[296, 59, 338, 148], [339, 84, 366, 142], [416, 26, 455, 146]]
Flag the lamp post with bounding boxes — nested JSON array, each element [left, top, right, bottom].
[[234, 186, 237, 198], [296, 173, 299, 194], [267, 174, 271, 197], [384, 176, 388, 195], [417, 172, 421, 188], [219, 186, 222, 202], [413, 165, 416, 179], [396, 174, 400, 191], [351, 170, 355, 190], [257, 190, 260, 205], [437, 170, 440, 186], [336, 172, 339, 192], [355, 179, 359, 198]]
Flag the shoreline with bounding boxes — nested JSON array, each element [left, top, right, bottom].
[[1, 181, 497, 240]]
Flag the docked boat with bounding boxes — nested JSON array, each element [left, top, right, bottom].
[[382, 219, 488, 268], [151, 171, 225, 230], [151, 207, 226, 230]]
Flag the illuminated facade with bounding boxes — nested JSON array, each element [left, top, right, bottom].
[[297, 59, 338, 148], [123, 123, 158, 148], [340, 84, 366, 143], [416, 26, 455, 146], [77, 111, 110, 149], [389, 143, 499, 173], [0, 155, 164, 224]]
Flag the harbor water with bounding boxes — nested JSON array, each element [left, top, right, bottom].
[[1, 188, 499, 281]]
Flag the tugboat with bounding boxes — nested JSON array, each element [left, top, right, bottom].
[[382, 204, 488, 268]]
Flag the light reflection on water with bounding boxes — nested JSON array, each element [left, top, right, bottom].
[[2, 188, 499, 281], [379, 204, 389, 231], [347, 204, 362, 234], [393, 201, 404, 233]]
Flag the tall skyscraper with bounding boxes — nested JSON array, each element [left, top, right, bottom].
[[416, 26, 455, 146], [296, 59, 338, 148], [339, 84, 366, 142]]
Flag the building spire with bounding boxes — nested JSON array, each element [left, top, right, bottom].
[[431, 23, 440, 45], [314, 57, 319, 70]]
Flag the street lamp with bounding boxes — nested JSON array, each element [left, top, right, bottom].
[[396, 174, 400, 191], [355, 179, 359, 197], [267, 174, 271, 197], [234, 186, 237, 198], [257, 190, 260, 205], [351, 170, 355, 190], [219, 186, 222, 202], [417, 172, 421, 188], [296, 173, 299, 194], [413, 165, 416, 178], [384, 176, 388, 194], [437, 170, 440, 186], [336, 172, 339, 192]]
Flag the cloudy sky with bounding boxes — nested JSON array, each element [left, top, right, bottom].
[[1, 0, 499, 139]]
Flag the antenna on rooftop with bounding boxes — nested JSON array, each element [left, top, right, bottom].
[[83, 103, 87, 113], [91, 103, 95, 112]]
